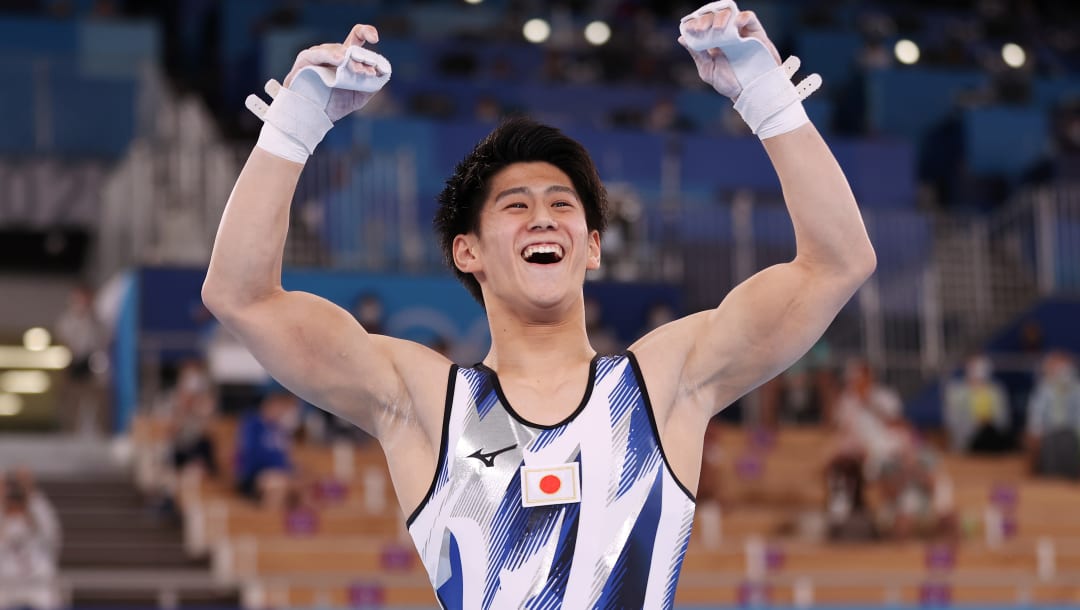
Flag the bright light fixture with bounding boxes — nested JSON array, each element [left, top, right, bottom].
[[464, 0, 482, 4], [23, 327, 51, 352], [894, 39, 920, 65], [0, 346, 72, 370], [584, 21, 611, 46], [0, 371, 50, 394], [1002, 43, 1025, 68], [0, 393, 22, 416], [523, 18, 551, 44]]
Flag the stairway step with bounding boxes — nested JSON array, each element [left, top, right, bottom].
[[61, 545, 206, 568], [61, 531, 184, 546], [71, 588, 238, 608], [57, 507, 162, 519]]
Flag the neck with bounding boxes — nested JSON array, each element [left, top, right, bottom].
[[482, 297, 596, 378]]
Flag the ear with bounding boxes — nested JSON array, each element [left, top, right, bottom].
[[452, 234, 481, 273], [586, 230, 601, 271]]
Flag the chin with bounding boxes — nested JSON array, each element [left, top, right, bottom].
[[519, 283, 577, 313]]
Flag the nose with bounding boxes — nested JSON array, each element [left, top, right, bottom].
[[529, 206, 557, 231]]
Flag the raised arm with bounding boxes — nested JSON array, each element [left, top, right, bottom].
[[202, 25, 445, 434], [633, 2, 875, 419]]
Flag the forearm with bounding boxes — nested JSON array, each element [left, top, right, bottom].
[[203, 148, 304, 312], [762, 123, 875, 276]]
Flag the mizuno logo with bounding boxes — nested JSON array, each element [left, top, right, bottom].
[[468, 444, 518, 468]]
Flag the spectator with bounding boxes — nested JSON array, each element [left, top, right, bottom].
[[163, 359, 221, 512], [0, 472, 60, 610], [824, 454, 875, 541], [828, 359, 954, 539], [945, 354, 1012, 453], [235, 384, 302, 509], [831, 359, 907, 480], [1025, 351, 1080, 479], [53, 285, 107, 437], [168, 360, 220, 477]]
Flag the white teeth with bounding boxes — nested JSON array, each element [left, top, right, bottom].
[[521, 244, 564, 260]]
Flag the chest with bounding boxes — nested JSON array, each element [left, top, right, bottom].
[[496, 380, 589, 427]]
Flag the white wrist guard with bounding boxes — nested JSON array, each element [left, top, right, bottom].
[[734, 56, 820, 139], [680, 0, 821, 139], [246, 46, 392, 163]]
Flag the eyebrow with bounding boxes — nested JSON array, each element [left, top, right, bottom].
[[493, 184, 579, 203]]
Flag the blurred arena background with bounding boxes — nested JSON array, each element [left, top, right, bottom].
[[0, 0, 1079, 608]]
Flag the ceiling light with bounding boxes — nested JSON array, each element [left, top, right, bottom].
[[584, 21, 611, 46], [894, 39, 920, 65], [23, 327, 51, 352], [523, 18, 551, 44], [0, 371, 50, 394], [0, 346, 72, 370], [1002, 43, 1025, 68]]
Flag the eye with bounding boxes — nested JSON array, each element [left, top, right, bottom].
[[505, 202, 527, 210], [553, 200, 573, 208]]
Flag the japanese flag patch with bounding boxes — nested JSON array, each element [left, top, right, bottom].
[[520, 462, 581, 508]]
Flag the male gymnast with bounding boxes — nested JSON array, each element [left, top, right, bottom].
[[203, 2, 876, 607]]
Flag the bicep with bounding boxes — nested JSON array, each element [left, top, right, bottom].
[[686, 261, 862, 412], [213, 289, 406, 433]]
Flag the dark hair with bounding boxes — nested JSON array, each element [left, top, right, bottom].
[[434, 117, 608, 304]]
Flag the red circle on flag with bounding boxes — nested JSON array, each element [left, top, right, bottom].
[[539, 474, 561, 494]]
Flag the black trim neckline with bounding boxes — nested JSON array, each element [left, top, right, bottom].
[[405, 363, 457, 528], [475, 354, 600, 430]]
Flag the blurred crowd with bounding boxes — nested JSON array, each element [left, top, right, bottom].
[[3, 0, 1077, 213], [692, 340, 1080, 544]]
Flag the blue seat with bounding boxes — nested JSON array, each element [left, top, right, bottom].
[[0, 62, 37, 153], [830, 137, 916, 208], [795, 30, 862, 87], [1033, 77, 1080, 110], [559, 125, 665, 190], [675, 90, 727, 134], [260, 27, 319, 83], [299, 2, 380, 38], [48, 65, 136, 157], [964, 106, 1049, 178], [0, 17, 76, 59], [77, 19, 159, 80], [680, 134, 776, 192], [866, 68, 987, 140]]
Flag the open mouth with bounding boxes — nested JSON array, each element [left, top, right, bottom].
[[521, 244, 564, 265]]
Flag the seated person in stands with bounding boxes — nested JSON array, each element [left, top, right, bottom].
[[945, 353, 1012, 453], [235, 384, 302, 508], [1025, 351, 1080, 479], [0, 472, 61, 610], [828, 359, 955, 540], [169, 360, 220, 479]]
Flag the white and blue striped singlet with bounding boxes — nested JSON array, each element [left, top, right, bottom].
[[406, 352, 697, 610]]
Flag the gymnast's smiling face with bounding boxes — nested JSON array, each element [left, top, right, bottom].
[[452, 162, 601, 319]]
